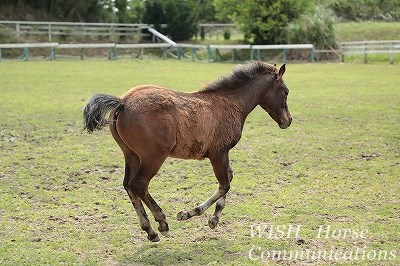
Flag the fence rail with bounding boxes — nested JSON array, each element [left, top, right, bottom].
[[341, 40, 400, 64], [207, 44, 315, 62], [0, 20, 149, 42], [0, 42, 317, 63], [1, 21, 239, 43]]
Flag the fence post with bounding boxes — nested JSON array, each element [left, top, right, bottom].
[[207, 46, 213, 62], [16, 23, 20, 39], [48, 23, 52, 42], [50, 47, 56, 60], [109, 46, 116, 60], [341, 43, 345, 62], [0, 48, 2, 62], [390, 42, 394, 64], [216, 49, 222, 62], [364, 43, 368, 64], [311, 46, 315, 62], [177, 47, 183, 60], [191, 48, 196, 61], [283, 49, 287, 62], [22, 47, 29, 61], [140, 48, 144, 59]]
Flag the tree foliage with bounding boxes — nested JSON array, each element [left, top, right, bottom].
[[0, 0, 145, 23], [329, 0, 400, 21], [3, 0, 399, 44], [214, 0, 315, 44], [142, 0, 197, 41], [0, 0, 113, 22], [286, 5, 336, 49]]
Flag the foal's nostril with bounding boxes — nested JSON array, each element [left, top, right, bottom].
[[289, 117, 293, 126]]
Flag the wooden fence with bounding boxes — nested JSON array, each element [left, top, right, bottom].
[[0, 20, 150, 42], [341, 40, 400, 64], [0, 42, 316, 62], [0, 21, 237, 42]]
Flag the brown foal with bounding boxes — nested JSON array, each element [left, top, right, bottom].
[[83, 62, 292, 242]]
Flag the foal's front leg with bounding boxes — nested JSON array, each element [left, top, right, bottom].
[[177, 152, 231, 223], [208, 165, 233, 229]]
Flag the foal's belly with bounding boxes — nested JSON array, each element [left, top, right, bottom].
[[169, 138, 208, 160]]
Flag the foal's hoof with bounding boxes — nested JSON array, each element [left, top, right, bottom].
[[148, 234, 160, 242], [176, 211, 190, 221], [158, 222, 169, 237], [208, 216, 219, 229], [160, 230, 169, 237]]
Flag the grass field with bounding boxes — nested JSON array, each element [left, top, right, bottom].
[[0, 60, 399, 265], [335, 22, 400, 42]]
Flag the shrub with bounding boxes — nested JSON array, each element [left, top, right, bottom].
[[223, 29, 231, 40], [286, 5, 336, 49]]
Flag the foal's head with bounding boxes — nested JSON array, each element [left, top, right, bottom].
[[259, 64, 292, 129]]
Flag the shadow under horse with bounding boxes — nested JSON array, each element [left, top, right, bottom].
[[83, 62, 292, 242]]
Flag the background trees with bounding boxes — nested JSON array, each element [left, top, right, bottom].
[[214, 0, 316, 44], [142, 0, 199, 41], [0, 0, 399, 44]]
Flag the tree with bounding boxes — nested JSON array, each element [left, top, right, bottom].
[[214, 0, 315, 44], [126, 0, 145, 23], [330, 0, 400, 21], [192, 0, 216, 23], [142, 0, 198, 41], [142, 0, 166, 31]]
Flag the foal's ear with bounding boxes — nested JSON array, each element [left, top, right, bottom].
[[278, 64, 286, 79], [273, 63, 277, 68]]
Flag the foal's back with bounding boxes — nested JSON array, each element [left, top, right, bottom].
[[116, 85, 243, 160]]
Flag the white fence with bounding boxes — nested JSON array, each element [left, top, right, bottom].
[[0, 20, 150, 42], [0, 42, 317, 62], [208, 44, 315, 62], [341, 40, 400, 64], [0, 42, 204, 61], [0, 21, 237, 42]]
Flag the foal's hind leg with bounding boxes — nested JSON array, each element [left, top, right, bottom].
[[128, 155, 169, 238], [208, 165, 233, 229], [110, 123, 161, 241], [177, 151, 231, 222], [123, 152, 160, 242]]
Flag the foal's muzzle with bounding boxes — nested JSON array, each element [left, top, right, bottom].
[[279, 116, 292, 129]]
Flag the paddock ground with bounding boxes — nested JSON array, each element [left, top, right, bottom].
[[0, 60, 399, 265]]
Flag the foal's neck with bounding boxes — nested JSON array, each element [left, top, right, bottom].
[[228, 77, 273, 117]]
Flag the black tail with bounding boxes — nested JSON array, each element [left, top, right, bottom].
[[83, 94, 124, 133]]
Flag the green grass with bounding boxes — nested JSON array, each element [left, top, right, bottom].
[[335, 22, 400, 42], [0, 60, 399, 265]]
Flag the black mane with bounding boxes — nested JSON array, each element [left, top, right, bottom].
[[203, 61, 277, 92]]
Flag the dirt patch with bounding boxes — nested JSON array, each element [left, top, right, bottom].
[[69, 164, 122, 178], [361, 153, 380, 161]]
